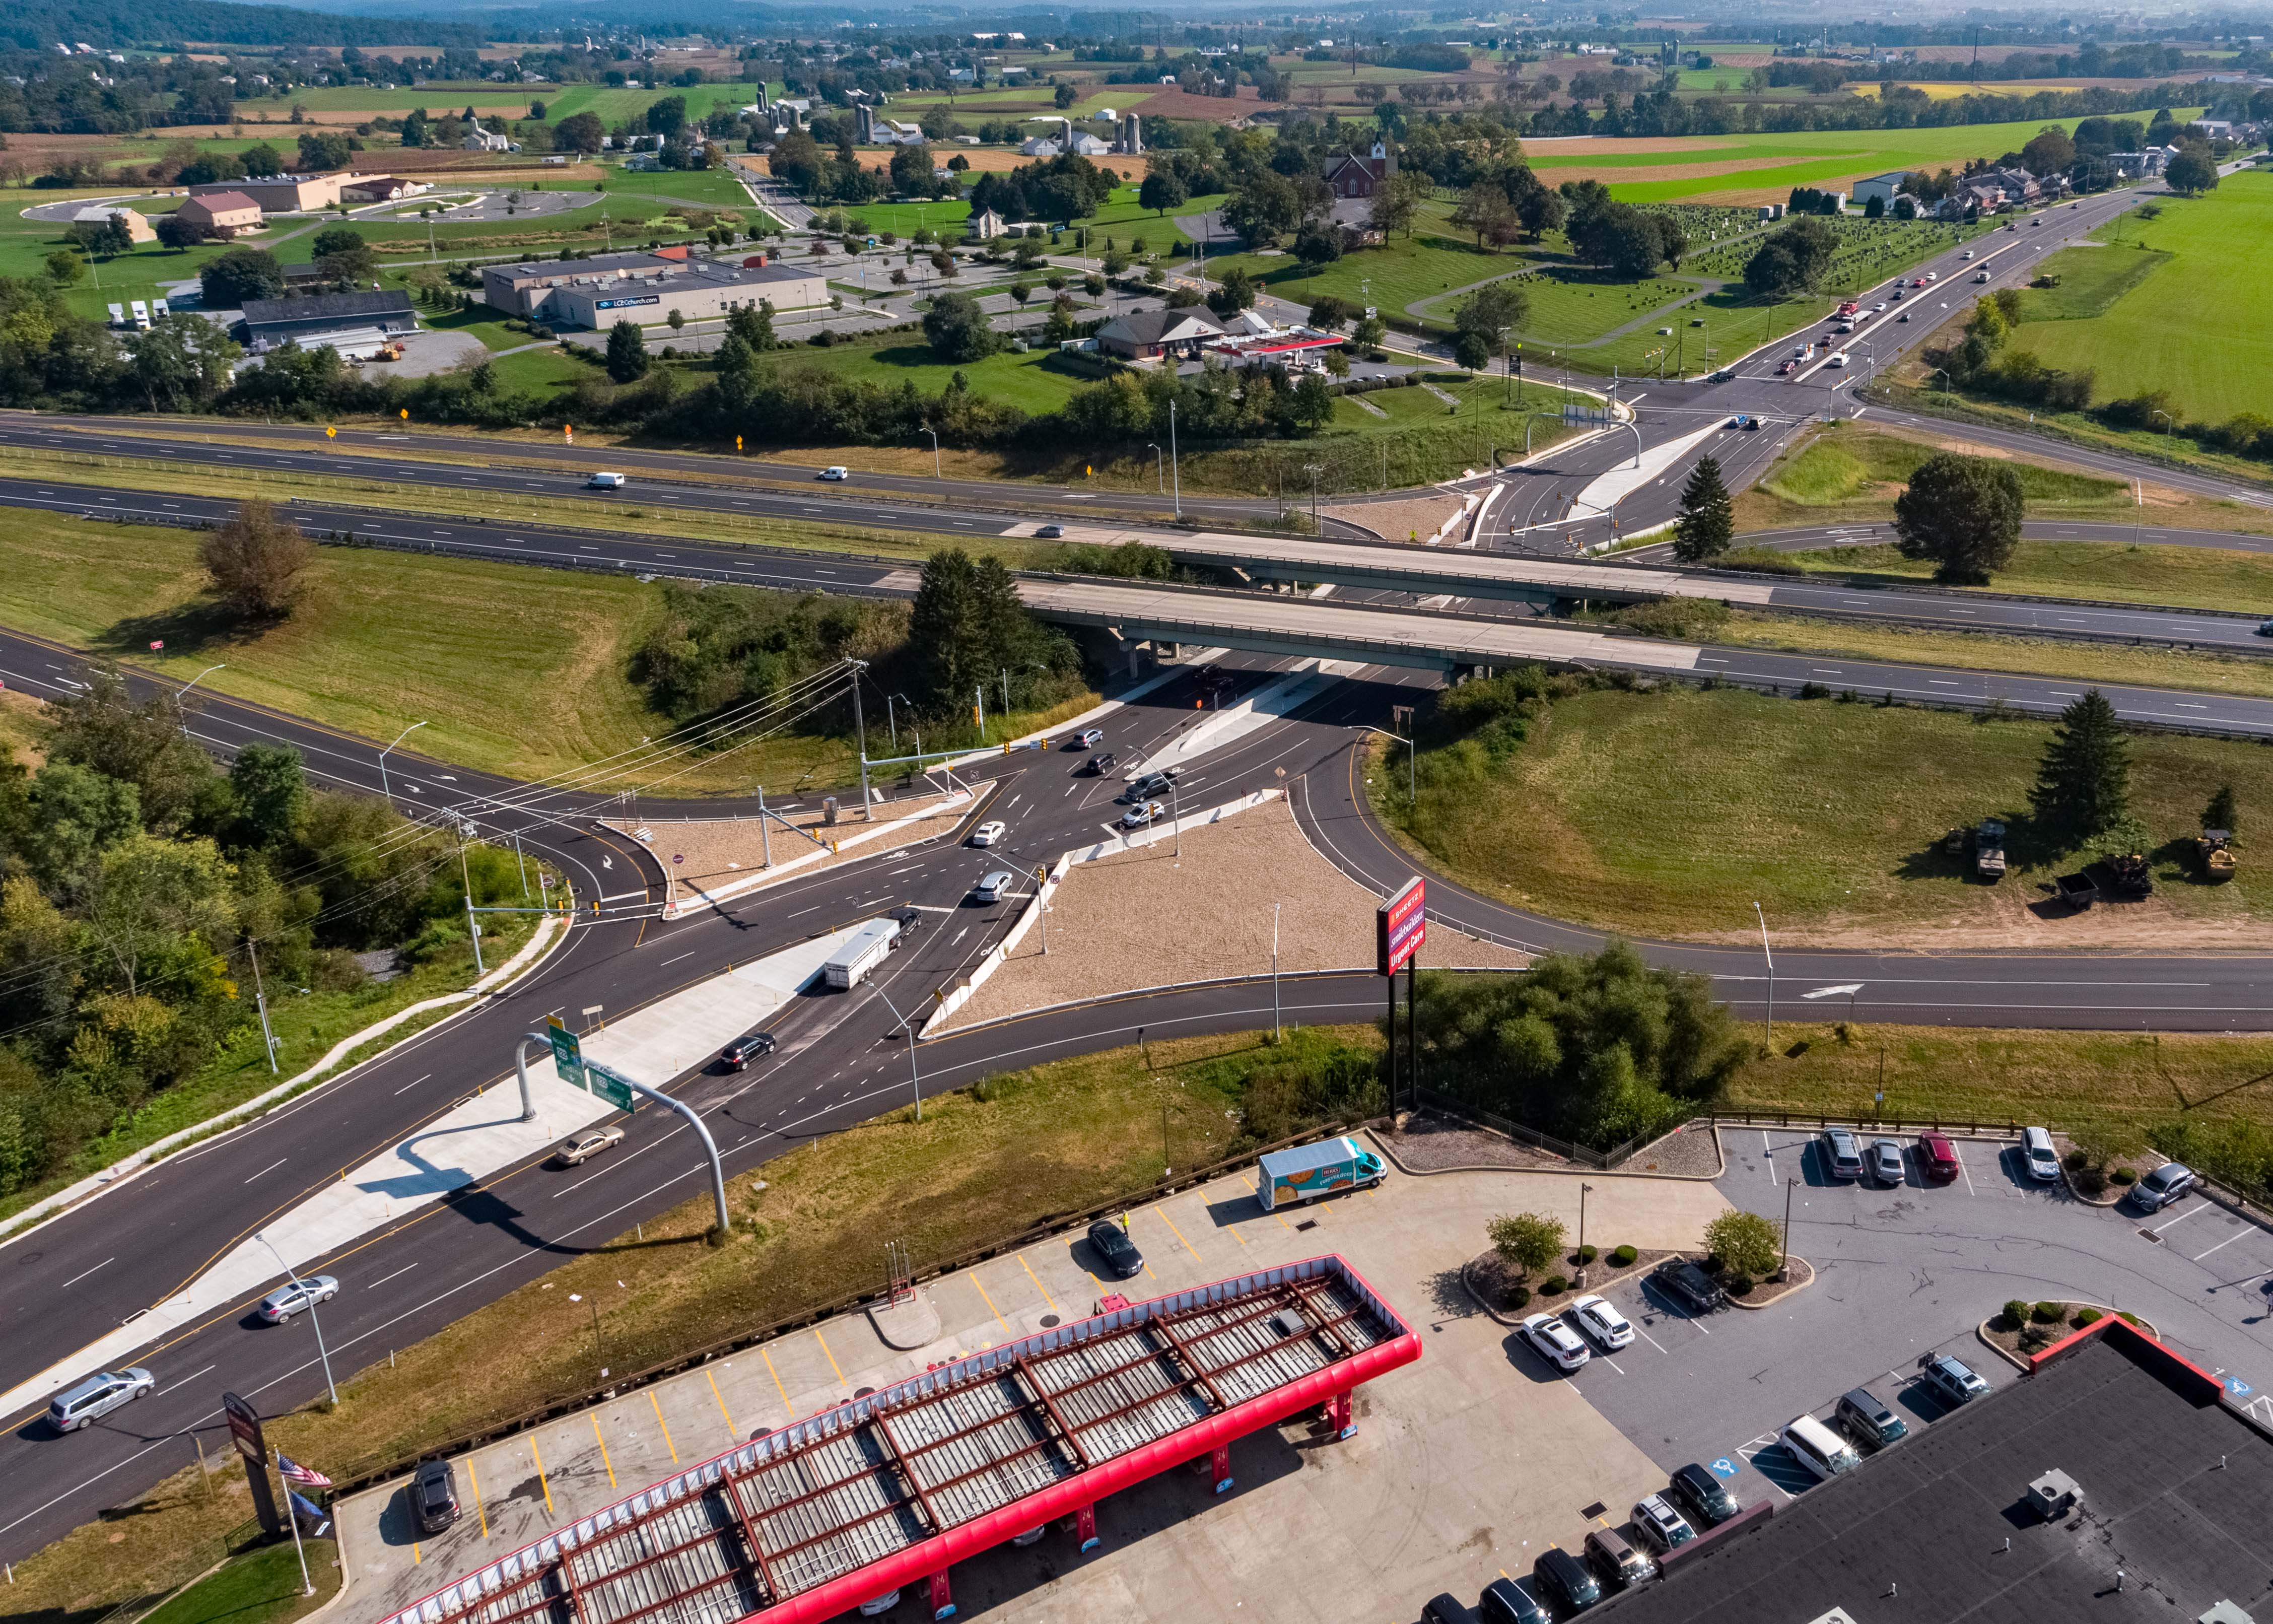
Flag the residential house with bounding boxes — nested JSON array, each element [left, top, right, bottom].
[[968, 208, 1011, 240]]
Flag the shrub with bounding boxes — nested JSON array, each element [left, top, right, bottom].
[[1610, 1244, 1638, 1267], [1540, 1274, 1567, 1296], [2003, 1299, 2032, 1330], [2110, 1167, 2137, 1186], [1725, 1272, 1754, 1296], [1488, 1212, 1566, 1277], [1571, 1245, 1598, 1265], [1505, 1283, 1531, 1310], [2031, 1300, 2064, 1325], [1703, 1209, 1782, 1278], [2019, 1324, 2052, 1352], [2063, 1148, 2087, 1171], [2072, 1307, 2102, 1328]]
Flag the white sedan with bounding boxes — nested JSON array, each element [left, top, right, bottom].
[[554, 1124, 626, 1167], [1520, 1313, 1591, 1373], [969, 821, 1006, 847], [258, 1275, 339, 1323], [1120, 800, 1165, 831], [1567, 1294, 1635, 1350], [817, 466, 850, 481]]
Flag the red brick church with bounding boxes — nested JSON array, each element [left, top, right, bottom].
[[1322, 141, 1398, 199]]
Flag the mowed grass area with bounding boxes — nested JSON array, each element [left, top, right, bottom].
[[1374, 683, 2271, 938], [0, 1027, 1382, 1619], [761, 333, 1104, 413], [2004, 172, 2273, 425], [1748, 538, 2273, 615], [141, 1539, 341, 1624]]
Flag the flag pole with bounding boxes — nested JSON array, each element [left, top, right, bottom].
[[279, 1449, 314, 1595]]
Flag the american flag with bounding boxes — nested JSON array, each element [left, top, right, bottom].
[[278, 1453, 331, 1489]]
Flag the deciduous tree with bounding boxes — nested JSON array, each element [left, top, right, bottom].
[[200, 498, 313, 620], [1891, 453, 2023, 583]]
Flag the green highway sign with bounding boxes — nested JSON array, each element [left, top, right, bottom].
[[545, 1018, 585, 1088], [584, 1061, 637, 1114]]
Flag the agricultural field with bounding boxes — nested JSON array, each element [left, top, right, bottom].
[[1998, 171, 2273, 426]]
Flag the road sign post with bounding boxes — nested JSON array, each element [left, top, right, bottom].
[[517, 1033, 730, 1240], [223, 1392, 284, 1537], [1377, 878, 1426, 1113]]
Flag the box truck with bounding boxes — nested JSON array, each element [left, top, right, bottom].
[[1257, 1136, 1386, 1211], [822, 917, 902, 990]]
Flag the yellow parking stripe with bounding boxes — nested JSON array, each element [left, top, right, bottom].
[[708, 1369, 738, 1438], [1016, 1254, 1059, 1312], [1152, 1203, 1202, 1261], [466, 1458, 490, 1539], [969, 1271, 1013, 1336], [762, 1346, 791, 1414], [1250, 1178, 1296, 1232], [649, 1389, 679, 1464], [591, 1414, 617, 1489], [530, 1441, 555, 1516], [813, 1327, 850, 1394]]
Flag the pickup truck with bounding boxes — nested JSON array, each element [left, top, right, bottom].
[[1258, 1137, 1386, 1211]]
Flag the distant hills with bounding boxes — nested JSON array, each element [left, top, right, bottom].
[[3, 0, 485, 48]]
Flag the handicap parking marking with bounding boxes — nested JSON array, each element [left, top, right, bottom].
[[2222, 1375, 2255, 1398], [1709, 1457, 1740, 1479]]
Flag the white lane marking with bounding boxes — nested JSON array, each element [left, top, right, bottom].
[[2152, 1203, 2206, 1235], [156, 1364, 218, 1396], [367, 1262, 420, 1289], [243, 1157, 288, 1184], [1956, 1144, 1976, 1197], [60, 1257, 116, 1290], [391, 1072, 432, 1096], [660, 951, 695, 967]]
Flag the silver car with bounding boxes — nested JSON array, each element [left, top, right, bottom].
[[257, 1275, 338, 1322], [49, 1367, 155, 1432]]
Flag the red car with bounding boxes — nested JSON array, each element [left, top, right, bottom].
[[1777, 359, 1798, 375], [1916, 1132, 1961, 1183]]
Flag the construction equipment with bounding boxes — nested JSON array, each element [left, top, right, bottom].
[[2107, 851, 2153, 898], [2199, 829, 2237, 883], [1975, 819, 2008, 883]]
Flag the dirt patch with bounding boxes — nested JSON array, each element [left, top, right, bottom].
[[1328, 493, 1472, 544], [1384, 1113, 1586, 1174], [939, 793, 1527, 1031], [600, 785, 963, 909], [1622, 1120, 1724, 1177]]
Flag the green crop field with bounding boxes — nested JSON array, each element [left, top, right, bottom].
[[2000, 171, 2273, 425], [231, 81, 539, 114], [535, 82, 771, 123], [590, 165, 755, 209]]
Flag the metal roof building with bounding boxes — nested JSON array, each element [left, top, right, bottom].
[[382, 1254, 1419, 1624]]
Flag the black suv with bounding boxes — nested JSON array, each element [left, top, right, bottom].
[[410, 1459, 459, 1535], [720, 1030, 776, 1070], [1085, 752, 1117, 776], [1086, 1219, 1143, 1279], [1532, 1548, 1599, 1614], [1651, 1258, 1728, 1314], [1668, 1462, 1739, 1527]]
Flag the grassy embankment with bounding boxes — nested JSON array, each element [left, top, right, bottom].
[[1370, 680, 2270, 940]]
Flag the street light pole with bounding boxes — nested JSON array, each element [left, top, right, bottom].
[[1271, 902, 1282, 1041], [1168, 399, 1181, 519], [377, 720, 426, 806], [254, 1232, 336, 1406], [1146, 442, 1162, 493], [1754, 901, 1774, 1048], [1780, 1176, 1796, 1275], [871, 982, 924, 1122], [1576, 1181, 1593, 1285], [173, 663, 226, 737]]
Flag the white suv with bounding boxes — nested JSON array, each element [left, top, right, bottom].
[[1520, 1313, 1590, 1373]]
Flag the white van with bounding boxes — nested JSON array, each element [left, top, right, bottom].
[[1781, 1413, 1861, 1482], [2021, 1126, 2062, 1182], [586, 471, 628, 489]]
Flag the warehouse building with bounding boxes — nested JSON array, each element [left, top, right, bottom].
[[189, 172, 347, 213], [73, 205, 156, 242], [237, 289, 418, 350], [481, 251, 685, 319], [546, 259, 830, 330]]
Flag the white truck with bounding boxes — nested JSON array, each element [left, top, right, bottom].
[[1257, 1136, 1387, 1211], [822, 917, 902, 990]]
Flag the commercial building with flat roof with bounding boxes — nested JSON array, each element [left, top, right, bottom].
[[238, 290, 418, 349], [1604, 1321, 2273, 1624], [189, 172, 347, 213], [548, 259, 830, 330], [481, 252, 683, 319]]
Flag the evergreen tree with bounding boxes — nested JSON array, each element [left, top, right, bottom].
[[2203, 783, 2239, 838], [2032, 690, 2130, 844], [1672, 455, 1734, 561], [605, 319, 650, 383], [907, 549, 1030, 716], [1892, 452, 2023, 584]]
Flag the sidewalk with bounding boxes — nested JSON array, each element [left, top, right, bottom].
[[338, 1137, 1729, 1624]]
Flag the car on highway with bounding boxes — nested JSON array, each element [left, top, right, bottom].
[[1650, 1257, 1727, 1314], [48, 1368, 155, 1433], [1075, 727, 1105, 748], [1911, 277, 1927, 287], [553, 1126, 625, 1168], [816, 466, 850, 481], [1125, 769, 1179, 800], [1086, 1218, 1143, 1278], [969, 820, 1007, 847], [1777, 359, 1798, 375], [1918, 1353, 1990, 1408], [1480, 1577, 1552, 1624], [2132, 1161, 2196, 1213], [410, 1459, 460, 1534], [1871, 302, 1887, 312], [889, 907, 923, 940], [973, 870, 1015, 903], [1824, 351, 1849, 368], [1531, 1547, 1600, 1614], [256, 1274, 339, 1322], [1035, 524, 1066, 539], [1520, 1312, 1591, 1373], [1120, 800, 1165, 830], [2257, 621, 2273, 638], [1868, 1138, 1904, 1185], [720, 1031, 776, 1070], [2021, 1125, 2063, 1182], [1727, 414, 1758, 430], [1085, 751, 1117, 775], [585, 471, 627, 489], [1567, 1294, 1634, 1350], [1668, 1462, 1740, 1527], [1631, 1493, 1696, 1555], [1897, 312, 1911, 322], [1916, 1132, 1961, 1183], [1962, 249, 1975, 259], [1835, 1387, 1909, 1453], [1819, 1126, 1865, 1180]]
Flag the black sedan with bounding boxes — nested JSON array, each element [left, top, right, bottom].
[[1086, 1219, 1144, 1279], [720, 1031, 777, 1070]]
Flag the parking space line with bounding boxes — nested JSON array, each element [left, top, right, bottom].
[[707, 1369, 737, 1437], [466, 1459, 489, 1539], [530, 1441, 555, 1516], [1632, 1325, 1670, 1355], [1249, 1178, 1296, 1232], [969, 1270, 1014, 1335], [813, 1327, 851, 1393], [1016, 1254, 1059, 1311], [762, 1346, 791, 1415], [649, 1390, 680, 1464], [1956, 1144, 1977, 1197], [2154, 1204, 2206, 1235], [1153, 1203, 1203, 1261], [591, 1414, 617, 1488], [2193, 1231, 2251, 1262]]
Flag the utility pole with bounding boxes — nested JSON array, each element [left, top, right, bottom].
[[1780, 1176, 1796, 1274], [871, 983, 924, 1122], [459, 835, 485, 974], [1169, 399, 1182, 519], [850, 660, 871, 820], [1754, 901, 1773, 1047], [248, 939, 280, 1074], [1271, 902, 1282, 1041]]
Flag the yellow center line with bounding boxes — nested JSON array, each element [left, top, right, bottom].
[[466, 1458, 491, 1539], [649, 1389, 680, 1463], [530, 1441, 555, 1516], [969, 1271, 1013, 1335], [1015, 1253, 1059, 1312], [813, 1327, 850, 1394], [708, 1369, 738, 1438], [591, 1414, 617, 1489], [762, 1346, 791, 1415], [1152, 1203, 1202, 1261]]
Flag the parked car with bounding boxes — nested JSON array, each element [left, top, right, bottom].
[[1120, 800, 1165, 831], [1651, 1258, 1727, 1314], [856, 1593, 899, 1618], [1480, 1577, 1552, 1624], [1667, 1463, 1740, 1527], [969, 820, 1007, 847], [1423, 1595, 1481, 1624], [1085, 1219, 1143, 1278], [410, 1459, 460, 1534], [1867, 1138, 1905, 1185], [973, 870, 1015, 903], [1075, 727, 1105, 748], [1582, 1525, 1653, 1589], [1916, 1132, 1961, 1183], [1780, 1413, 1861, 1481], [1919, 1353, 1990, 1407], [256, 1274, 339, 1323], [2021, 1126, 2062, 1182], [1084, 752, 1117, 776], [816, 466, 850, 481], [48, 1368, 154, 1433], [553, 1126, 625, 1168], [1532, 1548, 1600, 1613], [1520, 1313, 1591, 1373], [1035, 524, 1065, 539], [2132, 1161, 2195, 1212], [1819, 1127, 1865, 1181], [720, 1030, 776, 1070], [1835, 1387, 1909, 1453], [1630, 1494, 1696, 1555], [1567, 1295, 1634, 1350]]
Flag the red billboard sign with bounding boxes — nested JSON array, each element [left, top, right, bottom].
[[1377, 877, 1425, 977]]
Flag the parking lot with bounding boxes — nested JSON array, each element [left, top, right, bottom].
[[1561, 1127, 2273, 1517]]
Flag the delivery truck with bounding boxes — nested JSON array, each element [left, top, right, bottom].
[[822, 917, 902, 990], [1257, 1136, 1386, 1211]]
